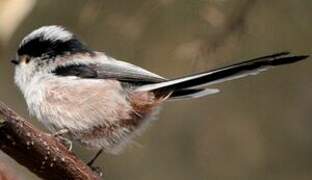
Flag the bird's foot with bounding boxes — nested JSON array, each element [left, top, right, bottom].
[[88, 165, 103, 177], [56, 136, 73, 151], [50, 129, 72, 151], [52, 129, 69, 137]]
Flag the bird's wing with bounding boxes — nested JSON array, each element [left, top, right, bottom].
[[52, 53, 217, 99], [53, 54, 166, 84]]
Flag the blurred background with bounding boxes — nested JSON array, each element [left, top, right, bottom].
[[0, 0, 312, 179]]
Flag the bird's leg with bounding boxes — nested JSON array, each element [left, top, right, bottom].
[[87, 149, 103, 167], [87, 149, 104, 176], [51, 129, 72, 151]]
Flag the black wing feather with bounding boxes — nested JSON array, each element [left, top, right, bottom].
[[52, 64, 165, 84], [53, 64, 98, 78]]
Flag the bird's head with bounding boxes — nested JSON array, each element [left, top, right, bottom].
[[12, 25, 93, 93]]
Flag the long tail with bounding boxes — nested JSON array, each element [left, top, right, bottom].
[[135, 52, 309, 100]]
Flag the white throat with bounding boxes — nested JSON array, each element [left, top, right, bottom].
[[14, 64, 50, 115]]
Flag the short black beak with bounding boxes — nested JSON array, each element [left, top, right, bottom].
[[11, 59, 19, 65]]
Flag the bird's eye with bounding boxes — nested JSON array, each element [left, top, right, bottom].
[[25, 56, 31, 63]]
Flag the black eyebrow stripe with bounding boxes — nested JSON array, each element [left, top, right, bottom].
[[17, 37, 92, 58]]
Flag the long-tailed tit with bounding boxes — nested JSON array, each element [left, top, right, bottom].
[[12, 25, 309, 165]]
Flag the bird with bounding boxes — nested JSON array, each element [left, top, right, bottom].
[[11, 25, 309, 166]]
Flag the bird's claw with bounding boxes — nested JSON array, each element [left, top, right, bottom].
[[89, 165, 103, 177], [50, 129, 72, 151], [56, 136, 72, 151]]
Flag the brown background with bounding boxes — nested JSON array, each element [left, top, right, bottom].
[[0, 0, 312, 179]]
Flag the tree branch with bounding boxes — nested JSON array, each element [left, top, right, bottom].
[[0, 101, 100, 180]]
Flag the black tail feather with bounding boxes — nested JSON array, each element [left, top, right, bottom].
[[136, 52, 309, 99]]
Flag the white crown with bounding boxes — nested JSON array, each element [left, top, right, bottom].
[[20, 25, 73, 47]]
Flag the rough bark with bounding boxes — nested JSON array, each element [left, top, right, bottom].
[[0, 101, 100, 180]]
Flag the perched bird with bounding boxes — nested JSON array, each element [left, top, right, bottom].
[[12, 25, 309, 165]]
